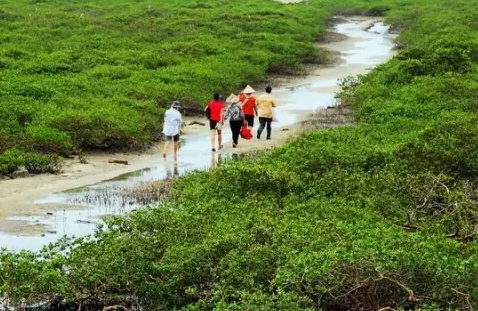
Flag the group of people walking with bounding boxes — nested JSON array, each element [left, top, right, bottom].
[[205, 85, 277, 152], [162, 85, 277, 159]]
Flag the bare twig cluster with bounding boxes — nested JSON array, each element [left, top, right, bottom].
[[400, 173, 478, 242], [334, 273, 420, 311]]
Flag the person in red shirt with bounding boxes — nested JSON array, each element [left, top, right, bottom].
[[240, 85, 257, 132], [204, 93, 225, 152]]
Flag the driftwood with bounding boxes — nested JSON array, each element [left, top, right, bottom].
[[401, 222, 419, 231], [188, 121, 206, 126], [108, 159, 129, 165], [445, 232, 477, 243], [76, 220, 96, 224]]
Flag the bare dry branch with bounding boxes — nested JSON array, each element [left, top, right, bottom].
[[103, 305, 130, 311], [452, 288, 475, 311]]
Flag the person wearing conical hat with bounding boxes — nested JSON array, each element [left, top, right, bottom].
[[226, 93, 238, 104], [224, 93, 245, 148], [239, 85, 257, 132]]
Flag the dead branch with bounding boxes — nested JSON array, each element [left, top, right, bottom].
[[402, 222, 419, 231], [335, 273, 420, 311], [376, 275, 419, 303], [446, 232, 477, 243], [103, 305, 130, 311], [188, 121, 206, 126], [108, 159, 129, 165], [452, 288, 475, 311]]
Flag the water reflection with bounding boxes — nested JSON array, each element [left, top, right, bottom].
[[210, 153, 223, 169], [165, 161, 179, 179]]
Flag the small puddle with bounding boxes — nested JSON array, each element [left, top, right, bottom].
[[0, 18, 397, 251]]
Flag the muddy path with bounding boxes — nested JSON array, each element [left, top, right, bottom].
[[0, 17, 397, 251]]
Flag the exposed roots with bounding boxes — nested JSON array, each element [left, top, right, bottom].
[[335, 274, 420, 311]]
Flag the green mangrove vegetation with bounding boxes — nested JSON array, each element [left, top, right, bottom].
[[2, 0, 478, 310], [0, 0, 327, 175]]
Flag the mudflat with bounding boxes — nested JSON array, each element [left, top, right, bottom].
[[0, 18, 396, 240]]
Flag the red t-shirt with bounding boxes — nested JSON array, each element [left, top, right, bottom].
[[241, 95, 256, 116], [207, 100, 224, 121]]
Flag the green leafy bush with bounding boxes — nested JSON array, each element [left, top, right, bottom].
[[0, 149, 24, 176], [23, 153, 62, 174], [0, 132, 9, 153], [26, 125, 75, 157]]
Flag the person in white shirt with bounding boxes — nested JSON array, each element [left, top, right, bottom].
[[162, 101, 182, 160]]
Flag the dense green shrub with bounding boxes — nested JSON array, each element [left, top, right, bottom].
[[0, 132, 9, 153], [26, 125, 75, 157], [0, 148, 24, 176], [23, 153, 62, 174]]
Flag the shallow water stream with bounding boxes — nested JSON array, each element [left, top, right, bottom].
[[0, 18, 397, 251]]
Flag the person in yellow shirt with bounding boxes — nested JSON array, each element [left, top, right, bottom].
[[256, 86, 277, 140]]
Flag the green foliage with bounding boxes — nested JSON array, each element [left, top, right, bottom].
[[0, 148, 62, 175], [26, 125, 75, 156], [2, 0, 478, 310], [0, 0, 329, 176], [23, 153, 62, 174], [0, 148, 24, 176]]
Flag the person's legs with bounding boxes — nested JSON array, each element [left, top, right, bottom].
[[162, 136, 171, 158], [245, 115, 254, 130], [257, 117, 266, 139], [173, 141, 178, 158], [266, 118, 272, 139], [229, 121, 236, 145], [210, 130, 216, 150], [173, 134, 179, 160], [217, 129, 223, 149], [236, 121, 243, 144], [209, 120, 217, 151], [231, 121, 241, 146]]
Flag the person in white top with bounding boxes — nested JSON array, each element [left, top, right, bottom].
[[162, 101, 182, 160]]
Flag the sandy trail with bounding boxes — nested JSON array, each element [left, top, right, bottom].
[[0, 17, 396, 243]]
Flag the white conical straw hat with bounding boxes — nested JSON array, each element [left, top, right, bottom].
[[226, 93, 239, 103], [242, 85, 256, 94]]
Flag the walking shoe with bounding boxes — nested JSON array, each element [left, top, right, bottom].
[[212, 148, 216, 152], [232, 143, 237, 148]]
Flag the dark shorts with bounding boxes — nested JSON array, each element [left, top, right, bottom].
[[165, 134, 180, 142], [244, 114, 254, 127], [209, 120, 222, 130]]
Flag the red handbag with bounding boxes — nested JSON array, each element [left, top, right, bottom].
[[240, 121, 252, 140]]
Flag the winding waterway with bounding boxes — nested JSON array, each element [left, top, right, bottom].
[[0, 18, 397, 251]]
